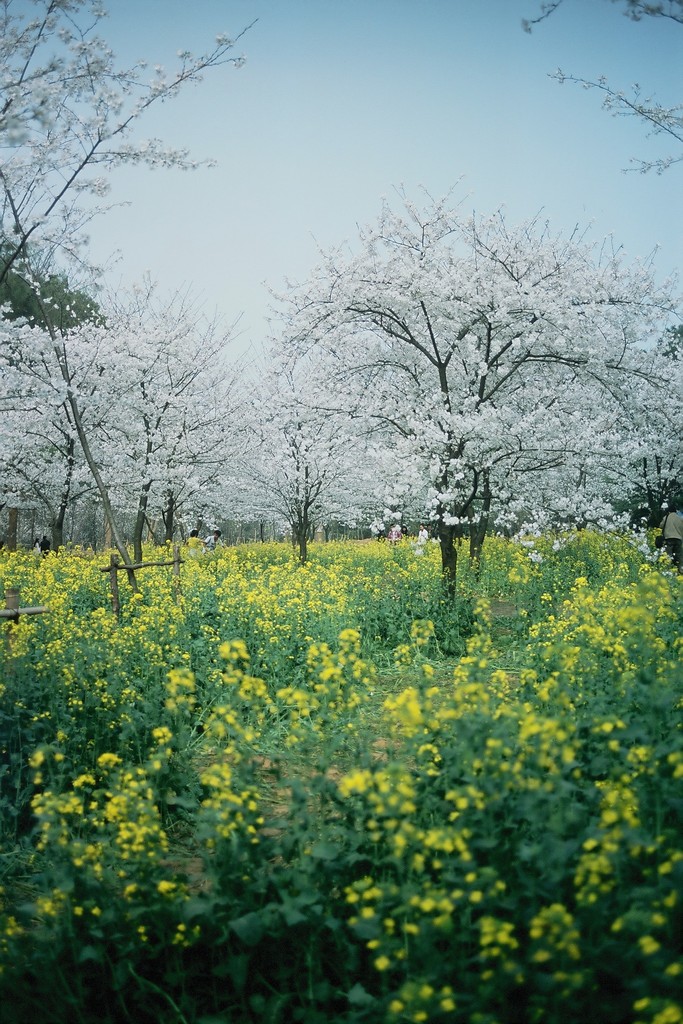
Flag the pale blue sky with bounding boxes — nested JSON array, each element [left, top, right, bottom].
[[88, 0, 682, 353]]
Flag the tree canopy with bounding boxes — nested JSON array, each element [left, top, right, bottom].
[[272, 192, 678, 587]]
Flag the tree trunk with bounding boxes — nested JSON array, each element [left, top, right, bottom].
[[469, 471, 492, 565], [52, 505, 66, 552], [298, 528, 308, 564], [7, 507, 18, 552], [146, 516, 161, 546], [293, 509, 309, 564], [51, 436, 76, 553], [438, 522, 458, 596], [133, 480, 153, 562], [163, 491, 175, 543]]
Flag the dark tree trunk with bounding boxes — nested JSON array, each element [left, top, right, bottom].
[[293, 521, 308, 563], [52, 506, 66, 552], [293, 507, 310, 564], [469, 471, 492, 565], [146, 516, 161, 546], [7, 507, 18, 551], [438, 522, 458, 596], [163, 491, 175, 544], [52, 437, 76, 552], [133, 480, 152, 563]]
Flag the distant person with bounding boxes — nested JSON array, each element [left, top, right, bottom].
[[387, 524, 402, 543], [204, 529, 222, 551], [187, 529, 204, 557], [33, 538, 41, 555], [659, 505, 683, 573], [39, 535, 50, 556], [414, 523, 429, 555]]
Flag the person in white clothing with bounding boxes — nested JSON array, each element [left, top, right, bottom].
[[659, 505, 683, 573], [414, 524, 429, 555], [204, 529, 222, 551]]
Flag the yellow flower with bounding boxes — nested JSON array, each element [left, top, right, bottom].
[[72, 773, 96, 789], [638, 935, 661, 956], [97, 752, 122, 769]]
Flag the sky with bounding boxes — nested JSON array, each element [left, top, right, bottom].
[[83, 0, 682, 357]]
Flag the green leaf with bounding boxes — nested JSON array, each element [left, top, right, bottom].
[[212, 953, 249, 990], [347, 982, 376, 1007], [77, 944, 102, 964], [165, 793, 198, 810], [281, 904, 307, 927], [184, 895, 217, 921], [309, 840, 339, 861], [229, 911, 264, 946]]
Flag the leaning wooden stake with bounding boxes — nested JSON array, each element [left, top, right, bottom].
[[100, 551, 184, 615], [109, 554, 121, 616]]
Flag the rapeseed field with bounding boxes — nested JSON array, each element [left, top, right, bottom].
[[0, 532, 681, 1024]]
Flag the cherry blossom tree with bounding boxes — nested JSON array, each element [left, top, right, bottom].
[[0, 250, 102, 547], [235, 353, 374, 563], [0, 295, 108, 553], [600, 332, 683, 522], [0, 0, 250, 560], [97, 284, 243, 559], [275, 192, 677, 591], [0, 393, 92, 550], [0, 283, 243, 557]]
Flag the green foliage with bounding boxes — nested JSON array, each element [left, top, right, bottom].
[[0, 246, 102, 333]]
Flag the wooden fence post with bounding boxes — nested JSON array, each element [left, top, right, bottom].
[[99, 550, 184, 617], [7, 509, 18, 552], [109, 554, 120, 617]]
